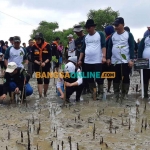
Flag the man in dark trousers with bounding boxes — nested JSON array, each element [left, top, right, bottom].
[[74, 24, 90, 94], [107, 17, 135, 101], [78, 19, 106, 100], [26, 39, 34, 77]]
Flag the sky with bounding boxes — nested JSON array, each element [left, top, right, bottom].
[[0, 0, 149, 45]]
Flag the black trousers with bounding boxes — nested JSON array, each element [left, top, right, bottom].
[[34, 63, 50, 84], [111, 63, 131, 84], [82, 63, 89, 89], [0, 84, 4, 96], [84, 63, 103, 85], [143, 69, 150, 84], [66, 84, 83, 100]]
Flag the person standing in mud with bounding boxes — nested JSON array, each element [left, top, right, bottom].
[[107, 17, 135, 101], [67, 34, 76, 58], [4, 36, 28, 68], [51, 37, 60, 72], [26, 39, 34, 77], [74, 24, 90, 95], [78, 19, 106, 100], [31, 33, 51, 98], [102, 25, 115, 93], [138, 35, 150, 99]]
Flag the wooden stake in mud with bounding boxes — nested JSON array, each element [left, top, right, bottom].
[[51, 141, 53, 147], [77, 143, 79, 150], [144, 101, 147, 112], [68, 136, 72, 150], [27, 130, 30, 150], [57, 145, 59, 150], [6, 146, 8, 150], [32, 114, 34, 124], [37, 143, 38, 150], [56, 128, 57, 138], [100, 137, 103, 145], [61, 141, 64, 150], [145, 118, 147, 130], [8, 130, 10, 140], [28, 119, 29, 129], [142, 118, 144, 128], [93, 123, 96, 139], [129, 118, 131, 130], [75, 117, 76, 123], [39, 119, 41, 130], [122, 117, 124, 126], [21, 131, 23, 142], [78, 114, 80, 120], [37, 127, 40, 135]]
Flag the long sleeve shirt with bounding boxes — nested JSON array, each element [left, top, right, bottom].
[[107, 31, 135, 64]]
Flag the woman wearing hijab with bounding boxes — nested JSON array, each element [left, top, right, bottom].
[[31, 33, 51, 98]]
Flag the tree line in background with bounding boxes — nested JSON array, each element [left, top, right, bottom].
[[30, 7, 119, 46]]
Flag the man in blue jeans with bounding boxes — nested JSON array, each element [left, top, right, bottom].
[[3, 62, 33, 102]]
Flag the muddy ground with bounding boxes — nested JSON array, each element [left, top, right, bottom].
[[0, 71, 150, 150]]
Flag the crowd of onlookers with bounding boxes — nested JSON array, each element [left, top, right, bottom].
[[0, 17, 150, 103]]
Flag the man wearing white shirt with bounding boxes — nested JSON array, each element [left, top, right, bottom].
[[4, 36, 28, 69], [67, 34, 76, 58], [78, 19, 106, 100], [107, 17, 135, 101]]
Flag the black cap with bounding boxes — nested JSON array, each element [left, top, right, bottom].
[[113, 17, 124, 26], [13, 36, 21, 42], [84, 19, 96, 28], [55, 37, 60, 41], [9, 37, 14, 41], [34, 32, 44, 39]]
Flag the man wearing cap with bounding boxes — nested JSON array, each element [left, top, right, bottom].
[[3, 62, 33, 102], [31, 32, 51, 98], [73, 24, 90, 95], [67, 34, 76, 58], [4, 36, 28, 68], [78, 19, 106, 100], [107, 17, 135, 101], [56, 56, 83, 102]]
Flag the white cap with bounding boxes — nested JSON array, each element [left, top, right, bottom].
[[65, 62, 75, 73], [68, 56, 77, 64], [6, 62, 17, 73], [67, 34, 73, 38]]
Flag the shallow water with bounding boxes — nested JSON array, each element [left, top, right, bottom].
[[0, 71, 150, 150]]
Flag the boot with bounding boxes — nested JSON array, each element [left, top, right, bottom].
[[10, 92, 14, 103], [121, 84, 129, 100], [144, 84, 148, 98], [82, 87, 87, 95], [89, 83, 96, 100], [113, 83, 120, 102], [97, 84, 104, 100]]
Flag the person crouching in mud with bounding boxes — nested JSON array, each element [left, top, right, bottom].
[[3, 62, 33, 103], [56, 56, 83, 103]]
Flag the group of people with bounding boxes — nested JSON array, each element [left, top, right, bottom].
[[0, 16, 150, 104]]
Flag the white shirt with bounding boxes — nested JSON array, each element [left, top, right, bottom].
[[68, 39, 75, 57], [8, 47, 25, 68], [142, 36, 150, 69], [111, 31, 130, 64], [84, 32, 102, 64]]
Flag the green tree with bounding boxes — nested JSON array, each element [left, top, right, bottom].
[[30, 21, 59, 43], [87, 7, 119, 31]]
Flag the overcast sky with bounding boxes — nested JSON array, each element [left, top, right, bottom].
[[0, 0, 149, 45]]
